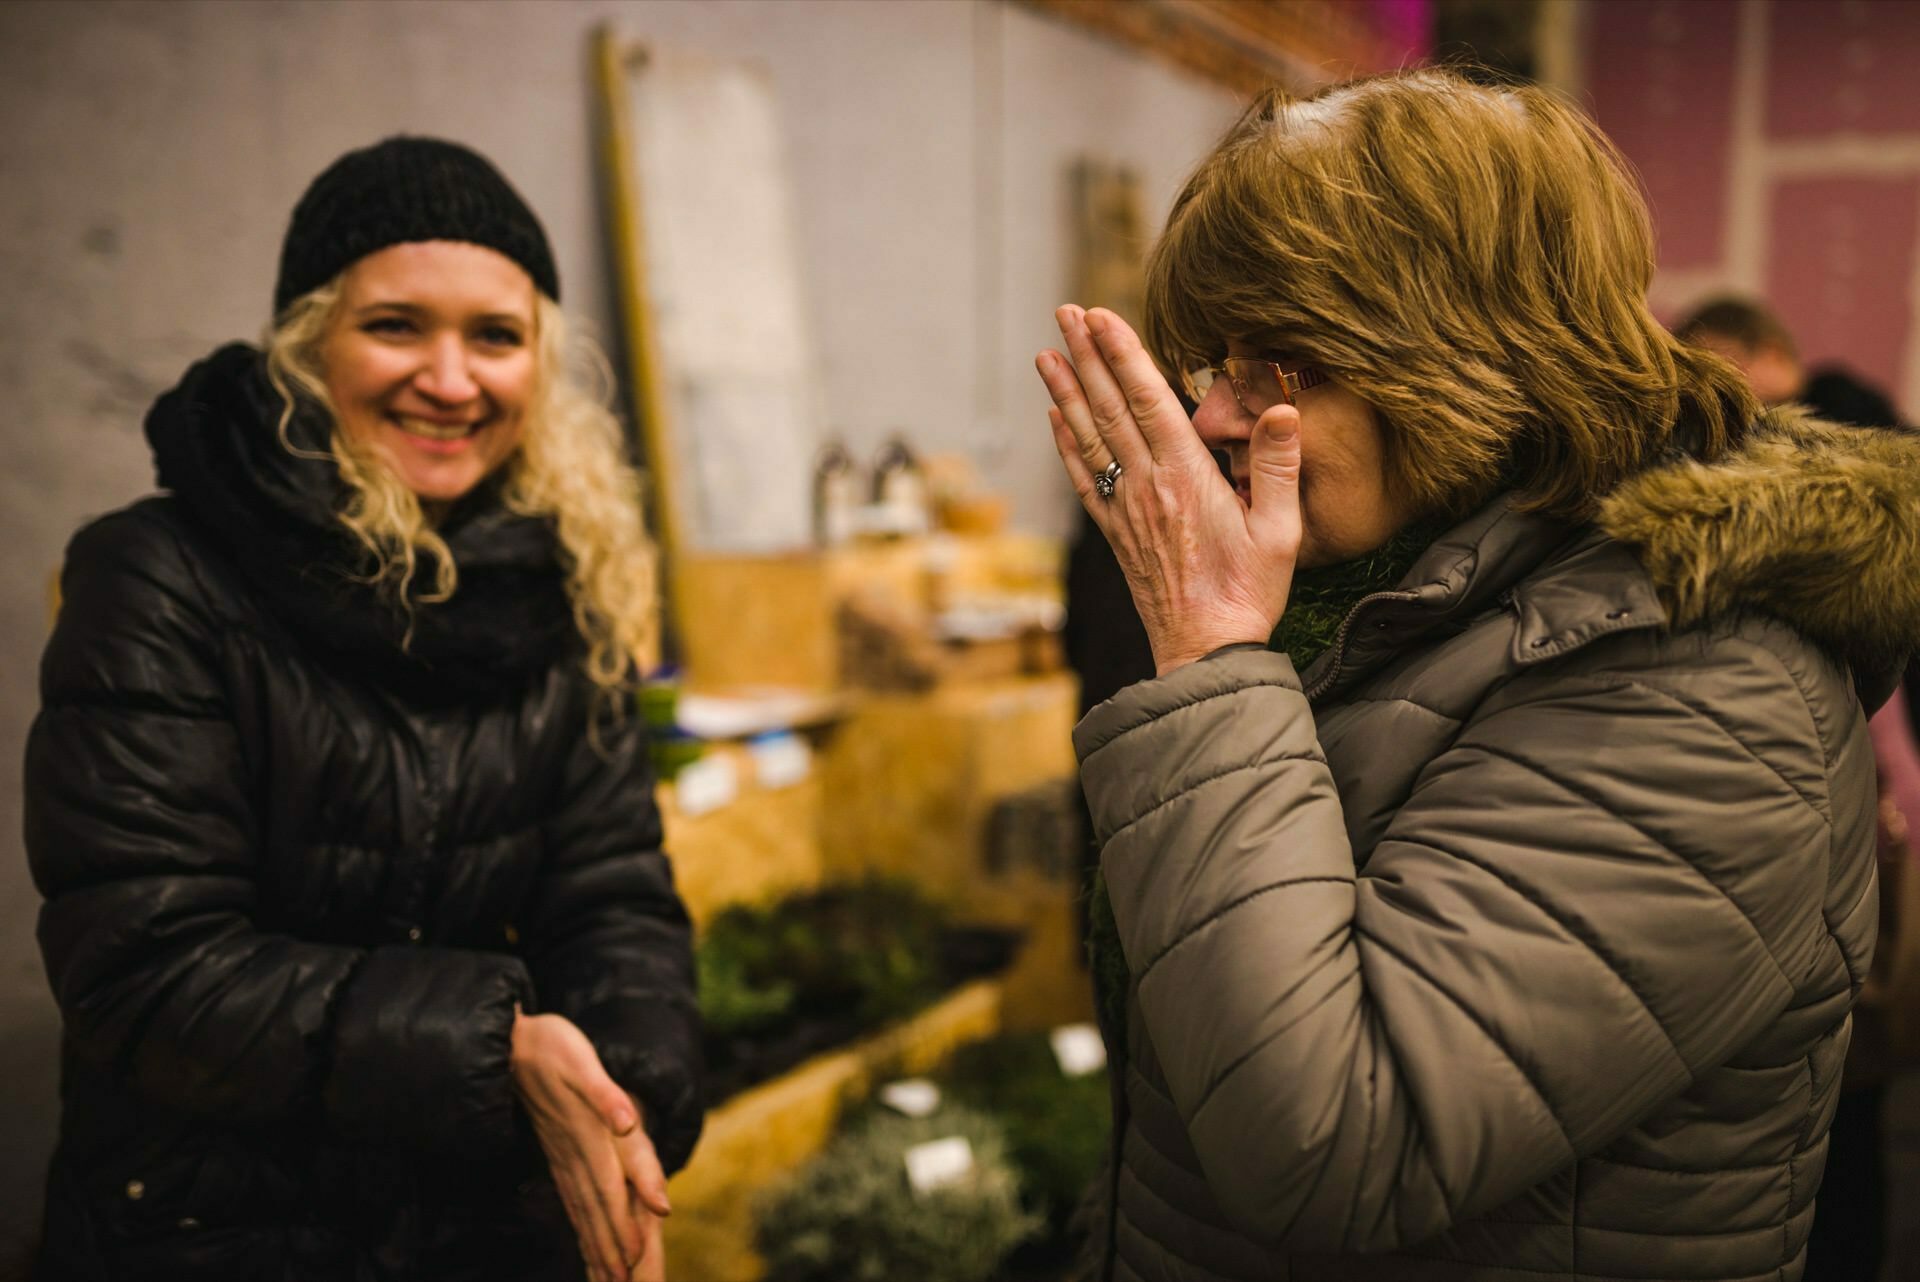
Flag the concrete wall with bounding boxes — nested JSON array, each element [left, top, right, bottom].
[[0, 0, 1239, 1257]]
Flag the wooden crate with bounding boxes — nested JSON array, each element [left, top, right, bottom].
[[671, 534, 1064, 696], [663, 979, 1006, 1282], [660, 742, 827, 926], [672, 552, 840, 693], [654, 598, 1091, 1274], [818, 672, 1090, 1029], [818, 673, 1076, 897]]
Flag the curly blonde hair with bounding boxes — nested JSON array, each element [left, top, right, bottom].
[[263, 280, 659, 698], [1145, 68, 1760, 522]]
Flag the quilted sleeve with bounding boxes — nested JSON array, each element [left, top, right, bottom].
[[27, 507, 535, 1158], [1077, 638, 1862, 1252], [521, 688, 703, 1175]]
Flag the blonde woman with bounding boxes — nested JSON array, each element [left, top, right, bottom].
[[1037, 71, 1920, 1282], [26, 138, 696, 1282]]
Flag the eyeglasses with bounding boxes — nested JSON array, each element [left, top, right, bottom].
[[1187, 358, 1328, 416]]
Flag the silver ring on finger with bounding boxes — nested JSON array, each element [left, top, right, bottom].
[[1093, 460, 1123, 499]]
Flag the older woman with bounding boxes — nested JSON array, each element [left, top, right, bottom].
[[27, 138, 699, 1282], [1037, 71, 1920, 1282]]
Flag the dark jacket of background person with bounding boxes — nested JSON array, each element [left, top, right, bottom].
[[1076, 411, 1917, 1282], [1792, 368, 1920, 753], [1789, 363, 1914, 1282], [1064, 506, 1155, 720], [24, 345, 702, 1282], [1796, 364, 1902, 433], [1673, 296, 1920, 750]]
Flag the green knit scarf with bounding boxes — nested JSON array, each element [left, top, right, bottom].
[[1085, 521, 1442, 1055]]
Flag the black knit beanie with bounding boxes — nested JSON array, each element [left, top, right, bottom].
[[273, 136, 559, 316]]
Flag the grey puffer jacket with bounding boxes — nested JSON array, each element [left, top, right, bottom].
[[1078, 413, 1920, 1282]]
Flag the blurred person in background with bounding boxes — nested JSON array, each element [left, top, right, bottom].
[[1036, 69, 1920, 1282], [1676, 295, 1904, 430], [1678, 293, 1919, 1282], [1676, 292, 1920, 754], [24, 138, 700, 1282]]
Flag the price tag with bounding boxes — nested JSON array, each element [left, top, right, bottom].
[[904, 1136, 975, 1194], [672, 753, 738, 816], [748, 731, 812, 790], [1049, 1023, 1107, 1077], [878, 1078, 941, 1118]]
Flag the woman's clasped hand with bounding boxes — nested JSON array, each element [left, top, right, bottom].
[[1036, 305, 1301, 675], [511, 1012, 671, 1282]]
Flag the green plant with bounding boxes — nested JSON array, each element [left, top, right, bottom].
[[785, 879, 944, 1022], [700, 878, 948, 1030], [696, 939, 796, 1039], [942, 1032, 1111, 1227], [756, 1105, 1040, 1282]]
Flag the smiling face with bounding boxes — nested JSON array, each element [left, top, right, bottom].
[[1192, 341, 1406, 568], [321, 240, 537, 504]]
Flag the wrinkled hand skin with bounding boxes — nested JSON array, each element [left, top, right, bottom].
[[511, 1010, 671, 1282], [1036, 305, 1304, 674]]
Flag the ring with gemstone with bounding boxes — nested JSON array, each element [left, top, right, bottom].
[[1093, 460, 1123, 499]]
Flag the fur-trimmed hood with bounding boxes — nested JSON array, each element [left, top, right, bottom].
[[1598, 408, 1920, 688]]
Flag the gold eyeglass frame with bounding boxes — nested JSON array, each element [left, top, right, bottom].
[[1189, 358, 1328, 415]]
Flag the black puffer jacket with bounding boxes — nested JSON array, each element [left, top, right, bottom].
[[25, 344, 702, 1282]]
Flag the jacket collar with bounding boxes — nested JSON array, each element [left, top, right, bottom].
[[1301, 499, 1638, 702], [1596, 407, 1920, 699], [1505, 530, 1666, 667], [1310, 409, 1920, 707], [145, 342, 578, 702]]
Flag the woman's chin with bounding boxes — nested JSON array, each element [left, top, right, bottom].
[[382, 450, 492, 504], [372, 426, 514, 504]]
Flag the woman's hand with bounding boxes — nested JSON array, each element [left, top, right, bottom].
[[1037, 305, 1304, 674], [510, 1010, 671, 1282]]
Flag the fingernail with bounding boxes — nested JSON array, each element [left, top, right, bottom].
[[1262, 409, 1298, 442], [1084, 310, 1107, 337]]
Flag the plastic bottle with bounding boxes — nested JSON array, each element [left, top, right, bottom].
[[812, 439, 858, 547], [871, 434, 929, 536]]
